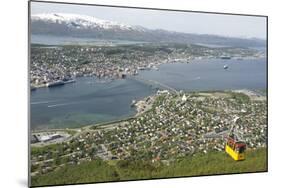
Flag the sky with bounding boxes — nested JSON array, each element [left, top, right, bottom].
[[31, 1, 267, 39]]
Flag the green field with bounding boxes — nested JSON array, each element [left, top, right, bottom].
[[31, 148, 267, 187]]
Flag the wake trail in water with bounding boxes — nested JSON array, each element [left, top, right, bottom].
[[31, 100, 58, 105], [193, 76, 201, 80], [47, 102, 77, 108]]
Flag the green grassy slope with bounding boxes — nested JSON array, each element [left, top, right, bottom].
[[31, 148, 267, 187], [31, 160, 119, 186]]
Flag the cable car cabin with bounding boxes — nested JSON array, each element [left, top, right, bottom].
[[225, 137, 246, 161]]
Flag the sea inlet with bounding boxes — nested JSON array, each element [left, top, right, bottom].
[[30, 58, 266, 130]]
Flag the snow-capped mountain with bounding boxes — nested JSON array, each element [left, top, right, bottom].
[[31, 13, 265, 47], [31, 13, 145, 31]]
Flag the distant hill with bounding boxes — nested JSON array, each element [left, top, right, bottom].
[[31, 13, 266, 48]]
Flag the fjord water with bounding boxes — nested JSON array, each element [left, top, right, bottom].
[[31, 78, 155, 130], [136, 58, 267, 91], [30, 58, 266, 130], [31, 34, 148, 45]]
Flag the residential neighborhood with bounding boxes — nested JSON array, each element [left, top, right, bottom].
[[31, 90, 267, 176]]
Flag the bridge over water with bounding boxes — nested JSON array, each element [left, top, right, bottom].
[[131, 76, 179, 94]]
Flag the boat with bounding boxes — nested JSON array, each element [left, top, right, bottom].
[[224, 65, 229, 69], [152, 66, 159, 71], [221, 56, 231, 60], [64, 79, 76, 84], [46, 80, 65, 87], [131, 99, 137, 107]]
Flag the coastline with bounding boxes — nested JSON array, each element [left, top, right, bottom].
[[30, 56, 266, 91], [31, 79, 76, 90], [31, 88, 267, 146]]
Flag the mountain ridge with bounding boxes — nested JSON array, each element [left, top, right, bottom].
[[31, 13, 266, 47]]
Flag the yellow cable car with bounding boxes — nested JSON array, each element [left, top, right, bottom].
[[225, 137, 246, 161]]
